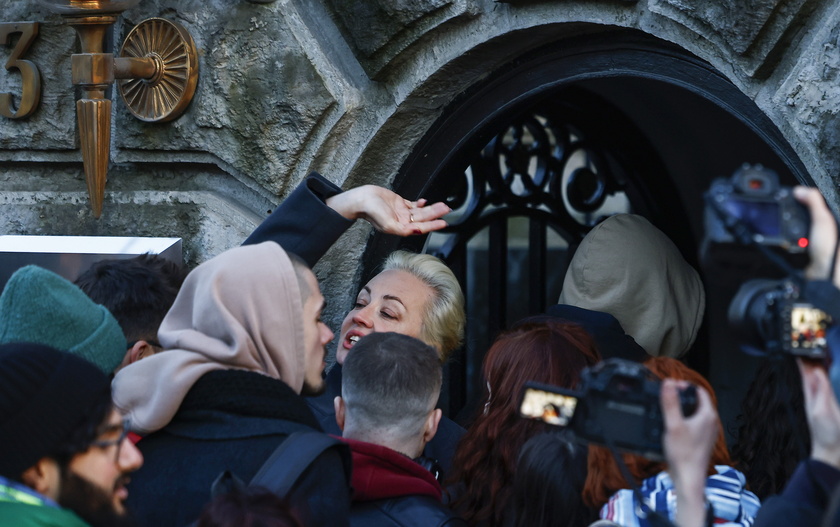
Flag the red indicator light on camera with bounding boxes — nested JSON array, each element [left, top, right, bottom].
[[798, 237, 809, 249], [748, 178, 764, 190]]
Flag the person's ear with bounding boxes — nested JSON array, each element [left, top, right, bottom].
[[114, 340, 161, 374], [128, 340, 158, 364], [422, 408, 442, 445], [20, 458, 61, 500], [334, 396, 346, 432]]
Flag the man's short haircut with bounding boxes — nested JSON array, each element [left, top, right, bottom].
[[381, 251, 465, 361], [286, 251, 311, 304], [341, 332, 441, 441], [75, 254, 187, 343]]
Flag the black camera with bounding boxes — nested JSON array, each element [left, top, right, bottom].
[[705, 164, 810, 255], [702, 164, 833, 358], [519, 359, 697, 460], [728, 278, 830, 358]]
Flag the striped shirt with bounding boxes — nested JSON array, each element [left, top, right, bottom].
[[600, 465, 761, 526]]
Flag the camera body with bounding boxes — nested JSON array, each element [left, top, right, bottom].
[[728, 279, 830, 358], [705, 164, 810, 254], [520, 359, 697, 460], [702, 163, 832, 357]]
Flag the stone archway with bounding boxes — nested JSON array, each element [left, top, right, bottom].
[[361, 29, 810, 421]]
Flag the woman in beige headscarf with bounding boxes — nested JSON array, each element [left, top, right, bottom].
[[111, 241, 348, 527]]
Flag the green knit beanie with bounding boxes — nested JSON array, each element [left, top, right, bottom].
[[0, 265, 126, 374]]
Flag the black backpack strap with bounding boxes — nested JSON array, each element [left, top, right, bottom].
[[210, 470, 247, 498], [249, 431, 347, 496], [192, 432, 349, 527]]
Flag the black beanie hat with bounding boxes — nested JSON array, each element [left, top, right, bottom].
[[0, 342, 111, 480]]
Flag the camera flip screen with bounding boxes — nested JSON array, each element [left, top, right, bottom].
[[790, 304, 831, 355], [725, 198, 782, 236], [520, 385, 578, 427]]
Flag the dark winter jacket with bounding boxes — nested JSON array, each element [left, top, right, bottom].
[[542, 304, 648, 362], [754, 459, 840, 527], [345, 437, 466, 527], [308, 364, 466, 475], [126, 369, 351, 527]]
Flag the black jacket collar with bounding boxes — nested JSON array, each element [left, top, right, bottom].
[[165, 369, 322, 439]]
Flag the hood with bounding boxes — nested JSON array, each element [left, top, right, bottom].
[[558, 214, 705, 358], [113, 242, 305, 434], [344, 437, 441, 503]]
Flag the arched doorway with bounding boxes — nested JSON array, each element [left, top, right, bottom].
[[362, 29, 811, 427]]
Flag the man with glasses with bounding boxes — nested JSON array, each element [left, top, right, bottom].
[[0, 342, 143, 527]]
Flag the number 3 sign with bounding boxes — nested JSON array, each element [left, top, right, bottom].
[[1, 22, 41, 119]]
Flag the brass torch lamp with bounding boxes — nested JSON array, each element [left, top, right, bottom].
[[38, 0, 199, 217]]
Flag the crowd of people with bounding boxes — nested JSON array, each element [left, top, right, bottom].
[[0, 173, 839, 527]]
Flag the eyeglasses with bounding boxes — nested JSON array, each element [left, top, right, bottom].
[[90, 417, 131, 462]]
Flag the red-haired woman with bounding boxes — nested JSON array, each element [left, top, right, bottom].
[[585, 357, 760, 526], [447, 320, 601, 526]]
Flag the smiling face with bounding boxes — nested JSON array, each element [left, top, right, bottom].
[[337, 269, 435, 365], [300, 269, 334, 395]]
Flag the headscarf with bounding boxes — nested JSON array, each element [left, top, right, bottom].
[[112, 242, 306, 434], [558, 214, 705, 358]]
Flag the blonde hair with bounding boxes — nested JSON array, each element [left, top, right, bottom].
[[382, 251, 465, 361]]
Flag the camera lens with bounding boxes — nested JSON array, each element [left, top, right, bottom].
[[728, 279, 788, 349]]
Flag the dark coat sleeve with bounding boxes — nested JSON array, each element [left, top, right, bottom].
[[242, 172, 354, 268], [754, 459, 840, 527]]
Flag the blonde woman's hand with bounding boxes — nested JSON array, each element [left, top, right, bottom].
[[326, 185, 450, 236]]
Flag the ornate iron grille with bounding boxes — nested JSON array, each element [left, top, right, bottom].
[[364, 85, 682, 419], [424, 101, 636, 418]]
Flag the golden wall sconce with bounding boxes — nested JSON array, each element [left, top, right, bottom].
[[38, 1, 199, 218]]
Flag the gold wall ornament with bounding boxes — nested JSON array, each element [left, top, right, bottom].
[[118, 18, 198, 122], [37, 1, 199, 218], [77, 98, 110, 217], [0, 22, 41, 119]]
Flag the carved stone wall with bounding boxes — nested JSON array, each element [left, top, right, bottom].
[[2, 0, 840, 333]]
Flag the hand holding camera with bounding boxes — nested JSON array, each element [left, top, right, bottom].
[[661, 380, 718, 527], [793, 186, 840, 287], [704, 165, 839, 359]]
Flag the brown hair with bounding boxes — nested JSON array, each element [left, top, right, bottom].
[[448, 321, 601, 526]]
